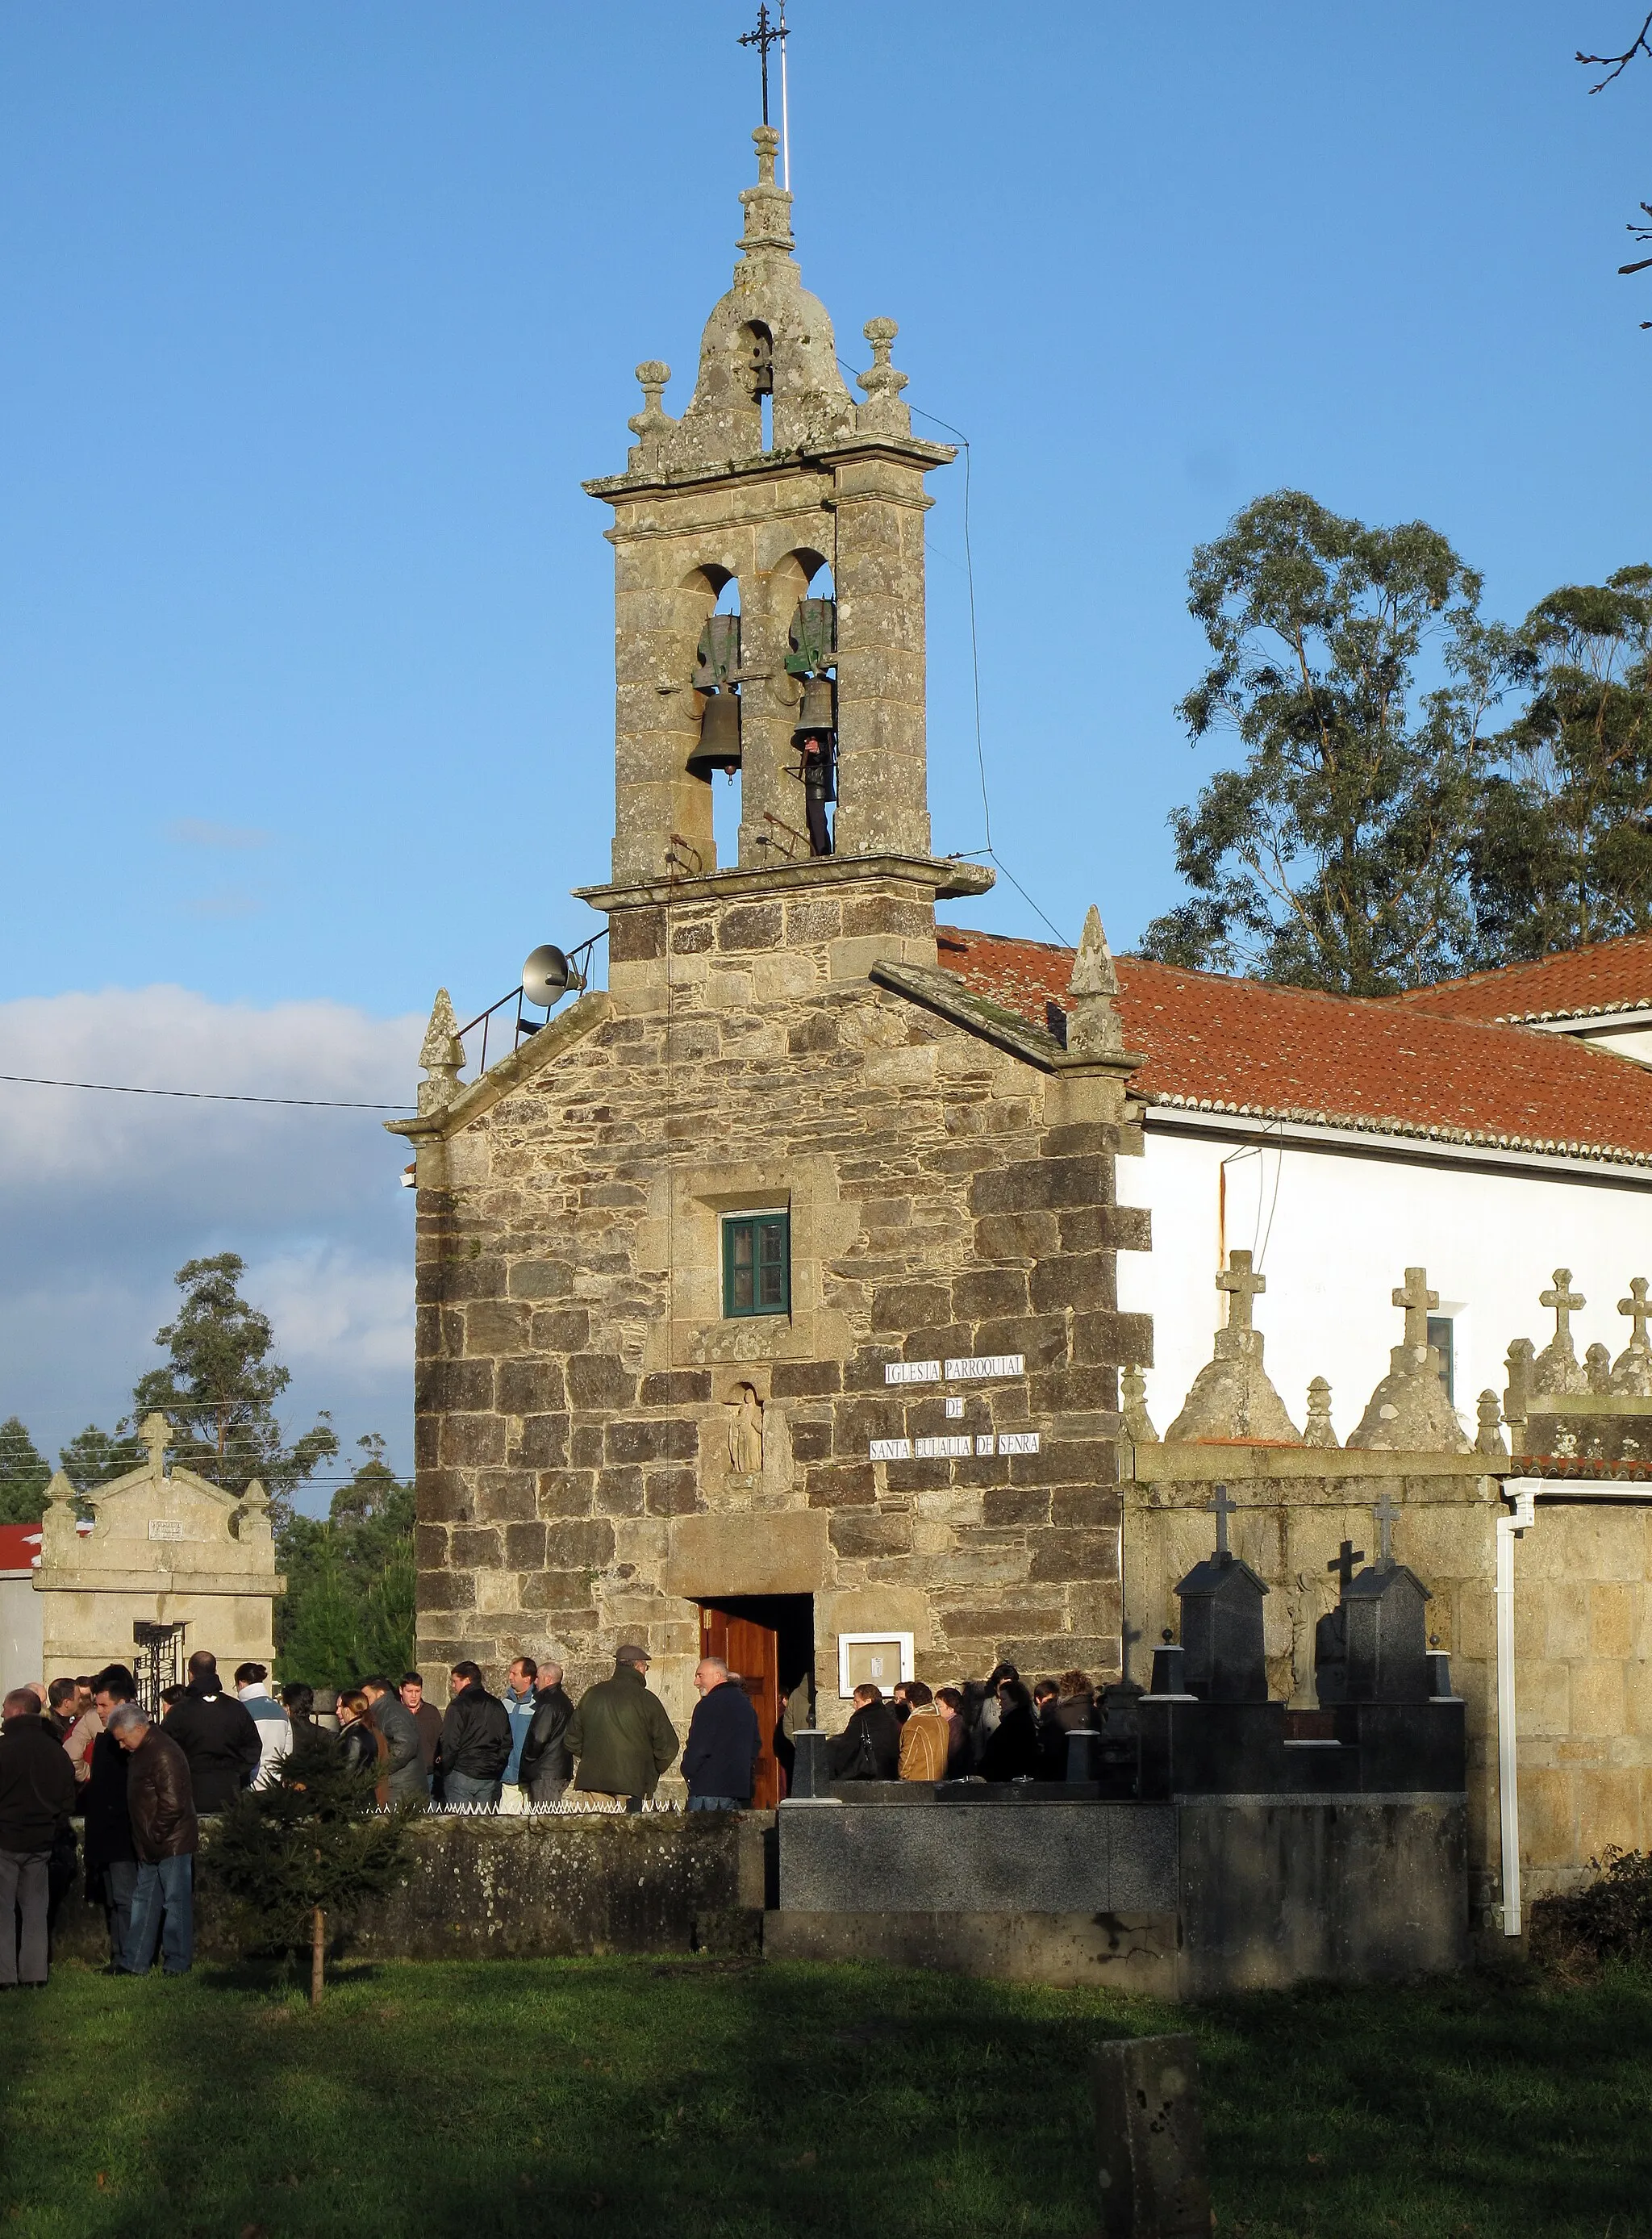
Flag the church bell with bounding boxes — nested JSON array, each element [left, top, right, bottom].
[[795, 674, 835, 735], [688, 687, 742, 778]]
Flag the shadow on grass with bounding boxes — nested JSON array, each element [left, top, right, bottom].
[[2, 1957, 1652, 2239]]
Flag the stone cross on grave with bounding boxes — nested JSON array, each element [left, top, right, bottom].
[[1392, 1267, 1438, 1348], [139, 1413, 170, 1477], [1326, 1537, 1366, 1592], [1209, 1481, 1237, 1559], [1541, 1268, 1585, 1343], [1217, 1251, 1265, 1332], [1372, 1491, 1401, 1569], [1621, 1276, 1651, 1351]]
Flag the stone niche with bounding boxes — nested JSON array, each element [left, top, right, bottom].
[[33, 1416, 283, 1686]]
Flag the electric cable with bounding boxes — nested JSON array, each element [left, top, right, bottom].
[[0, 1074, 412, 1109]]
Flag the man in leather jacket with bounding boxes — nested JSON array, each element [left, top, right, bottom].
[[108, 1702, 198, 1977], [434, 1662, 512, 1809], [516, 1660, 575, 1807]]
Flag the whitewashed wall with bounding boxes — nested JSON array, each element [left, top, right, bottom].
[[1116, 1121, 1652, 1445], [0, 1576, 43, 1697]]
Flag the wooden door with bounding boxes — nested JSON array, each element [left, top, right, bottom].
[[699, 1606, 782, 1807]]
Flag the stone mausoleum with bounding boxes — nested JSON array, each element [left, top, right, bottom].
[[391, 126, 1151, 1800]]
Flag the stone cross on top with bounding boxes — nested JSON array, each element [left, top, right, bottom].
[[1392, 1267, 1438, 1348], [1217, 1251, 1266, 1333], [1620, 1276, 1650, 1350], [1372, 1490, 1401, 1569], [1541, 1268, 1585, 1342], [1209, 1481, 1237, 1559], [140, 1413, 171, 1477]]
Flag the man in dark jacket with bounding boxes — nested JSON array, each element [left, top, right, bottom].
[[161, 1651, 261, 1812], [400, 1672, 442, 1790], [825, 1685, 902, 1781], [435, 1661, 512, 1808], [516, 1660, 575, 1806], [109, 1703, 198, 1977], [360, 1675, 427, 1806], [85, 1665, 142, 1969], [679, 1658, 761, 1810], [565, 1645, 679, 1810], [0, 1686, 78, 1986]]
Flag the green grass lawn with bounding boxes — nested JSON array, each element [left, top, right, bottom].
[[1, 1954, 1648, 2238]]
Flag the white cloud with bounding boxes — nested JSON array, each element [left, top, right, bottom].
[[0, 986, 425, 1491]]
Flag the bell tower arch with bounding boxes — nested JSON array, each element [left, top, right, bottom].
[[583, 126, 986, 915]]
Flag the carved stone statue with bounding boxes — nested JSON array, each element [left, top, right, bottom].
[[727, 1383, 764, 1476]]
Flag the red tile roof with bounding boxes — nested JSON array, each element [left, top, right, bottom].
[[1396, 936, 1652, 1024], [0, 1523, 41, 1574], [936, 925, 1652, 1166]]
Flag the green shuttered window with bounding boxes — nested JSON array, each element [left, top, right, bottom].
[[722, 1211, 791, 1318]]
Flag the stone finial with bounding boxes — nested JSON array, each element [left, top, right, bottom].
[[626, 360, 674, 476], [855, 315, 912, 437], [417, 989, 466, 1117], [1475, 1390, 1508, 1456], [41, 1468, 80, 1559], [1063, 905, 1125, 1059], [1532, 1268, 1589, 1397], [1612, 1276, 1652, 1395], [1585, 1341, 1613, 1394], [1303, 1377, 1339, 1447], [739, 124, 794, 256], [1347, 1264, 1470, 1452], [1164, 1250, 1302, 1443], [1120, 1365, 1157, 1443], [238, 1479, 272, 1543], [139, 1412, 170, 1477], [1504, 1338, 1534, 1431]]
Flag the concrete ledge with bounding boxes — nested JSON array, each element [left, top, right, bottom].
[[763, 1909, 1177, 1994]]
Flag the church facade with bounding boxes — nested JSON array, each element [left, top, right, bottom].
[[391, 129, 1149, 1791]]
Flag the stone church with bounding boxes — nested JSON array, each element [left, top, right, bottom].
[[392, 126, 1151, 1798]]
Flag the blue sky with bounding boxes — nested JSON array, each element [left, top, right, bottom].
[[2, 2, 1648, 1487]]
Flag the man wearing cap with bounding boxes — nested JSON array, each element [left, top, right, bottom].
[[565, 1645, 680, 1812]]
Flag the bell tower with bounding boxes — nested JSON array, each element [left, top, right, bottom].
[[583, 126, 985, 913]]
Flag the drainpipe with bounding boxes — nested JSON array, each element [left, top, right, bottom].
[[1495, 1481, 1539, 1937]]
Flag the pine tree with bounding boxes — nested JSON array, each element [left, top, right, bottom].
[[209, 1728, 412, 2004], [59, 1421, 148, 1493], [0, 1417, 51, 1526], [276, 1436, 415, 1685]]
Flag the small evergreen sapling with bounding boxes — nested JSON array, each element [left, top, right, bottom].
[[211, 1730, 411, 2005]]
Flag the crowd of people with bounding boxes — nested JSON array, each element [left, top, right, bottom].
[[1, 1647, 1095, 1990], [823, 1664, 1099, 1784]]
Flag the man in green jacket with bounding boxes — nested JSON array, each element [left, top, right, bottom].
[[565, 1645, 679, 1811]]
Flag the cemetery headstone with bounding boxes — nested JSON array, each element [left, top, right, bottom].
[[1174, 1485, 1268, 1702], [1092, 2033, 1213, 2238], [1342, 1493, 1432, 1702], [1313, 1535, 1365, 1707]]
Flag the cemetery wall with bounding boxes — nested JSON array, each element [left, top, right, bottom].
[[1508, 1493, 1652, 1902], [51, 1810, 772, 1966], [1127, 1446, 1652, 1915]]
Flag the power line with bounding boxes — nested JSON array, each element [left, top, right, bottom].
[[0, 1074, 412, 1110]]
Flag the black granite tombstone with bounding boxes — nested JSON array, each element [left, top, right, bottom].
[[1342, 1493, 1432, 1703], [1174, 1489, 1268, 1704]]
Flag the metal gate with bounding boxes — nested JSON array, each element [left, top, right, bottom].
[[132, 1621, 187, 1718]]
